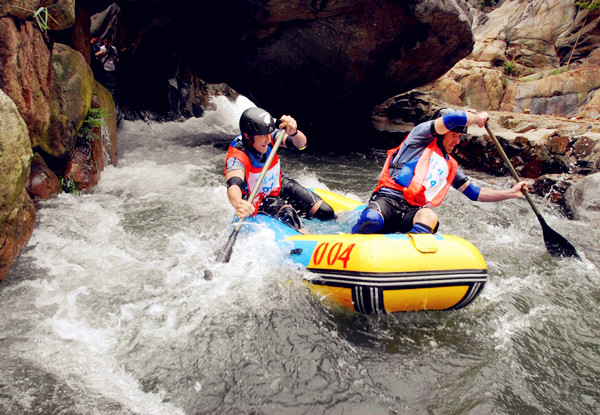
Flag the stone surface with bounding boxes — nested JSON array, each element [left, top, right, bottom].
[[564, 172, 600, 223], [42, 42, 95, 163], [0, 189, 36, 282], [26, 152, 61, 201], [0, 88, 32, 223], [0, 16, 52, 147], [421, 0, 600, 121], [0, 88, 35, 283]]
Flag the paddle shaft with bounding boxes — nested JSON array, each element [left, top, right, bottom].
[[204, 129, 286, 279], [484, 125, 542, 217], [231, 128, 286, 233]]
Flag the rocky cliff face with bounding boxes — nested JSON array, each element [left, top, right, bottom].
[[422, 0, 600, 120]]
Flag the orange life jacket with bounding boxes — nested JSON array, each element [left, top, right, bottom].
[[224, 138, 281, 215], [374, 138, 458, 207]]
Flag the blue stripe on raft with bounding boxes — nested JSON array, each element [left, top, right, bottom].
[[288, 240, 319, 267]]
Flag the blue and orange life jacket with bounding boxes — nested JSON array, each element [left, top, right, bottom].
[[374, 137, 458, 207]]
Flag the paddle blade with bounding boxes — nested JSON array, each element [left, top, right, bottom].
[[537, 215, 579, 258], [203, 229, 239, 280]]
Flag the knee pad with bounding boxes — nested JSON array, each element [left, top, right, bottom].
[[277, 205, 304, 231], [312, 202, 336, 221], [351, 208, 384, 234], [407, 222, 433, 234]]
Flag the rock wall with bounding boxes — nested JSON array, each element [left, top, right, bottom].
[[0, 0, 118, 282], [422, 0, 600, 120]]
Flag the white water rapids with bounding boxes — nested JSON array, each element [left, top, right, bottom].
[[1, 96, 599, 414]]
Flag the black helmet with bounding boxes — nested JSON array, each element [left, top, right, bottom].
[[239, 107, 277, 138], [434, 107, 468, 134]]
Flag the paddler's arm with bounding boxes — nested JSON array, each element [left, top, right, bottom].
[[457, 180, 529, 202], [225, 170, 255, 218], [278, 114, 307, 150], [434, 110, 489, 135]]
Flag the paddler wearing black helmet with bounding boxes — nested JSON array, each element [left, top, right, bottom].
[[351, 108, 530, 235], [224, 107, 335, 234]]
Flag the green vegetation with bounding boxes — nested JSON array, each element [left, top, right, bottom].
[[78, 107, 108, 142], [503, 60, 517, 76], [59, 176, 80, 196], [576, 1, 600, 11]]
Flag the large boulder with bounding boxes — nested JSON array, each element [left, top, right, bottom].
[[0, 88, 35, 282], [0, 16, 52, 147], [564, 173, 600, 223], [0, 89, 32, 223], [41, 42, 95, 166]]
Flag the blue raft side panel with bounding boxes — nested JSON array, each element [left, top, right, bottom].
[[241, 213, 446, 268]]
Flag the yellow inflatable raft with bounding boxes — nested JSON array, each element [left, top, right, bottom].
[[253, 189, 487, 314]]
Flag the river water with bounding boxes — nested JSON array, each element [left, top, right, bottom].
[[2, 96, 599, 415]]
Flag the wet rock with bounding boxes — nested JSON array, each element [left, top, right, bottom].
[[0, 88, 35, 283], [91, 83, 118, 168], [0, 89, 32, 223], [26, 152, 61, 201], [0, 190, 36, 282], [42, 42, 95, 163], [63, 132, 103, 191], [564, 172, 600, 223], [532, 173, 581, 214]]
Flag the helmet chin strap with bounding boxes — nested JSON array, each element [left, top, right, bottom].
[[436, 134, 448, 156], [242, 133, 267, 163], [242, 132, 254, 146]]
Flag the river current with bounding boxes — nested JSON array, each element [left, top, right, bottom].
[[2, 96, 599, 414]]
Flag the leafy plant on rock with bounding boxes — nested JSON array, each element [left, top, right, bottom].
[[59, 176, 80, 196], [503, 60, 517, 76], [78, 107, 108, 142]]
